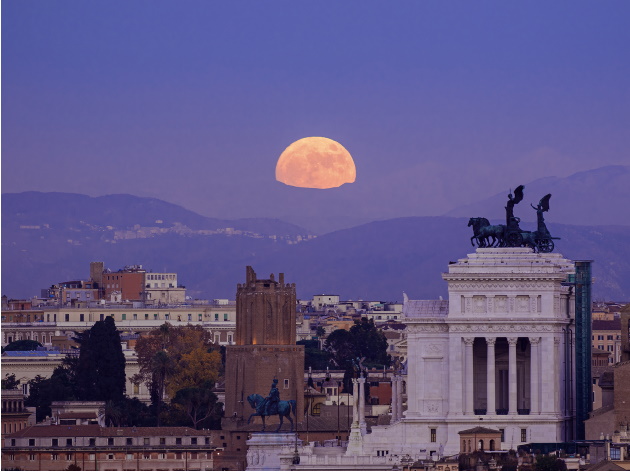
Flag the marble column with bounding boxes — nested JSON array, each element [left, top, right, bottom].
[[391, 375, 398, 423], [508, 337, 518, 415], [486, 337, 496, 415], [529, 337, 540, 415], [464, 337, 475, 415], [358, 377, 367, 435], [396, 377, 403, 421], [352, 379, 359, 426]]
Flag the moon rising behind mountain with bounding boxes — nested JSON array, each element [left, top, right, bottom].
[[275, 137, 356, 189]]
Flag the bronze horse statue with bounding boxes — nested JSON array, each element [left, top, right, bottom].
[[247, 394, 297, 432], [468, 217, 505, 248]]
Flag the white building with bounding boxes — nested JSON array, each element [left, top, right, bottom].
[[284, 247, 579, 469], [361, 247, 576, 457]]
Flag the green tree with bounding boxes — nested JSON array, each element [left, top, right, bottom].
[[133, 323, 222, 426], [3, 340, 43, 352], [297, 340, 331, 370], [324, 317, 391, 370], [75, 316, 126, 402], [172, 382, 221, 429], [25, 356, 78, 421], [1, 373, 20, 389], [535, 455, 567, 471]]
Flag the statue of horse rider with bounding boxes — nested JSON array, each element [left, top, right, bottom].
[[257, 378, 280, 416]]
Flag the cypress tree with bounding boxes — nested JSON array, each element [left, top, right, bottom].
[[76, 316, 126, 401]]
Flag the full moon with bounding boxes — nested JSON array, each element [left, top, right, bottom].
[[275, 137, 356, 189]]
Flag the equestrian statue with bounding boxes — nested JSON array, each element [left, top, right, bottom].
[[247, 378, 297, 432], [468, 186, 559, 253]]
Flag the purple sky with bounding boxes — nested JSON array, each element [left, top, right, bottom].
[[3, 1, 629, 223]]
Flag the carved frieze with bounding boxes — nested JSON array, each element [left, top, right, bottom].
[[406, 324, 449, 333], [449, 324, 554, 333]]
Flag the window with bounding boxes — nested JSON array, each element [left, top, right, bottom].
[[188, 314, 192, 321], [236, 436, 241, 440], [598, 335, 604, 340], [224, 314, 228, 321], [144, 438, 150, 445], [608, 345, 613, 351], [205, 437, 210, 445], [521, 428, 527, 442], [215, 314, 219, 321], [107, 454, 114, 460], [593, 377, 598, 384], [133, 314, 137, 320], [143, 453, 150, 460], [66, 438, 73, 446], [134, 384, 140, 395], [80, 314, 84, 322], [65, 314, 69, 322], [607, 335, 614, 340], [160, 437, 166, 445], [158, 453, 166, 460], [191, 438, 198, 445], [89, 454, 95, 461], [598, 345, 604, 350], [145, 314, 149, 320], [430, 428, 437, 443], [191, 453, 198, 460], [100, 314, 104, 321], [176, 452, 183, 459], [29, 438, 35, 446], [284, 379, 289, 389], [165, 314, 169, 320], [122, 314, 126, 320], [154, 314, 158, 320], [66, 454, 73, 461], [126, 438, 132, 446], [51, 454, 58, 460], [176, 437, 182, 445], [610, 447, 621, 461], [52, 439, 59, 447], [107, 437, 114, 446], [198, 314, 202, 321], [29, 454, 36, 461], [228, 334, 233, 343], [9, 454, 15, 461], [126, 453, 133, 460]]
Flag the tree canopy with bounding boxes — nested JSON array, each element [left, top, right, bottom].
[[75, 316, 126, 402], [2, 339, 42, 353], [133, 323, 222, 425], [324, 317, 391, 370]]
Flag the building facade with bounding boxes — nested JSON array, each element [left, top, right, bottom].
[[361, 248, 577, 457], [1, 425, 217, 471]]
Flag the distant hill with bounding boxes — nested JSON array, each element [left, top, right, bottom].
[[2, 192, 311, 237], [2, 192, 629, 302], [445, 165, 630, 227]]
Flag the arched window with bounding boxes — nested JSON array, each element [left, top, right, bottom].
[[490, 439, 495, 450], [479, 439, 484, 451]]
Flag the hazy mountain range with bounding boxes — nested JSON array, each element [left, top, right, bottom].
[[2, 166, 629, 302]]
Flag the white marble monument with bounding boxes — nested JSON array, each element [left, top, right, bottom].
[[361, 247, 576, 457]]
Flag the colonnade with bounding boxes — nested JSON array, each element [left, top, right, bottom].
[[462, 336, 547, 416], [390, 375, 404, 423]]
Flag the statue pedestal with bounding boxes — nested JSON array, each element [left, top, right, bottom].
[[246, 432, 299, 470]]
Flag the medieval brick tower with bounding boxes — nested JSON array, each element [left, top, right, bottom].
[[224, 267, 304, 424]]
